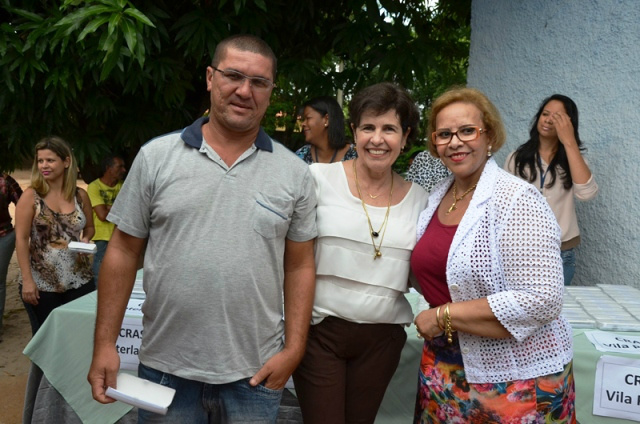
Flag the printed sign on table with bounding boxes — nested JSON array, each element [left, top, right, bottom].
[[593, 355, 640, 421], [116, 298, 144, 370], [586, 330, 640, 354]]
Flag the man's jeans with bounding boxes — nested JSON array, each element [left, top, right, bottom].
[[138, 363, 283, 423]]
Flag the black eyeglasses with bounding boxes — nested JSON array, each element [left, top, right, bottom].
[[212, 67, 275, 91], [432, 126, 486, 145]]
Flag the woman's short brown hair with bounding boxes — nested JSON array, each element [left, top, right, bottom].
[[348, 82, 420, 143]]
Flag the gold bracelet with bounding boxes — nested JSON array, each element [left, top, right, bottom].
[[444, 303, 455, 344], [435, 306, 445, 331]]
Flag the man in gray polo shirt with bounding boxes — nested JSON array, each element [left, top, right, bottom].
[[88, 35, 317, 423]]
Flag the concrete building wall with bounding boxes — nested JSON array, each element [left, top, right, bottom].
[[467, 0, 640, 287]]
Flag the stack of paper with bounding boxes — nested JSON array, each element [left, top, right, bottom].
[[563, 285, 640, 331], [106, 373, 176, 415], [68, 241, 97, 254]]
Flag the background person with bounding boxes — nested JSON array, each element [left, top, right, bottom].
[[0, 172, 23, 341], [293, 82, 429, 424], [504, 94, 597, 285], [87, 155, 126, 281], [405, 150, 451, 193], [412, 87, 574, 423], [15, 136, 95, 335], [296, 96, 357, 164], [87, 34, 317, 423]]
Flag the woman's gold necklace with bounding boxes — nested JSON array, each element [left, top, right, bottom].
[[446, 182, 477, 215], [353, 159, 393, 260]]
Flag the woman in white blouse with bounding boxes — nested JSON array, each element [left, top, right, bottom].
[[412, 87, 575, 423], [292, 83, 429, 424]]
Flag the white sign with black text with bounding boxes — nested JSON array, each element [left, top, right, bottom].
[[593, 355, 640, 421], [116, 298, 144, 370], [586, 330, 640, 354]]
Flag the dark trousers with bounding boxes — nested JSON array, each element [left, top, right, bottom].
[[20, 282, 95, 335], [292, 316, 407, 424]]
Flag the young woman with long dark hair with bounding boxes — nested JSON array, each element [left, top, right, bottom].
[[504, 94, 598, 285]]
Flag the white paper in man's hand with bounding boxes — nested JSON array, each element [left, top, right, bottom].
[[105, 373, 176, 415]]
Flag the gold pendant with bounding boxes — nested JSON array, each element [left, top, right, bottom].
[[447, 203, 456, 215], [374, 250, 382, 260]]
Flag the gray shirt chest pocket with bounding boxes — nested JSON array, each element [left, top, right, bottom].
[[253, 194, 292, 239]]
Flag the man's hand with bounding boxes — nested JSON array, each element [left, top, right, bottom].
[[87, 345, 121, 403], [249, 347, 301, 390]]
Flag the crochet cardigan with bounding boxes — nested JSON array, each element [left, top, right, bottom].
[[416, 159, 573, 383]]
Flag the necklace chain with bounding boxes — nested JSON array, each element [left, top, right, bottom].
[[314, 146, 339, 164], [353, 159, 393, 259], [446, 182, 477, 215]]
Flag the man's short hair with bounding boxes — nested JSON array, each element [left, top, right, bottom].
[[101, 155, 122, 175], [211, 34, 277, 79]]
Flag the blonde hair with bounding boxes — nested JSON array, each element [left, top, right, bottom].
[[30, 136, 78, 201], [427, 87, 506, 157]]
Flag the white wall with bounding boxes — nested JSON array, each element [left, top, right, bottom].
[[467, 0, 640, 287]]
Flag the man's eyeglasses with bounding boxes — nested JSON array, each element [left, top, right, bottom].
[[432, 126, 486, 145], [212, 67, 275, 91]]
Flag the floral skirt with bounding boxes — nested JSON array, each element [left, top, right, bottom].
[[414, 333, 576, 424]]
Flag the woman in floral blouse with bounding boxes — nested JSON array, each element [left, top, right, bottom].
[[15, 136, 95, 334]]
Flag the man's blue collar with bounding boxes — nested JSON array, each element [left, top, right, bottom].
[[181, 116, 273, 152]]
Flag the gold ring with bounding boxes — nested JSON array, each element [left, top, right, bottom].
[[415, 324, 422, 339]]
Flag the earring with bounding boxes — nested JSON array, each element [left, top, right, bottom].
[[487, 145, 493, 157]]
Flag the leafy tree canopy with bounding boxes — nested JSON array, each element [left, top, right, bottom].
[[0, 0, 470, 176]]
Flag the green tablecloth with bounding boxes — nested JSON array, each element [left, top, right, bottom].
[[23, 291, 640, 424], [22, 292, 417, 423], [572, 329, 640, 423], [23, 292, 134, 424], [380, 294, 640, 424]]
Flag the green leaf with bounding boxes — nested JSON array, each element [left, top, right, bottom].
[[234, 0, 244, 15], [100, 53, 119, 80], [77, 16, 111, 42], [108, 13, 122, 37], [8, 8, 45, 23], [121, 18, 137, 54], [123, 8, 156, 28], [56, 5, 116, 26], [135, 32, 146, 67], [254, 0, 267, 12], [18, 63, 27, 84]]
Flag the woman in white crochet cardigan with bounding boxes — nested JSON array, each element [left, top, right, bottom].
[[411, 87, 575, 423]]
